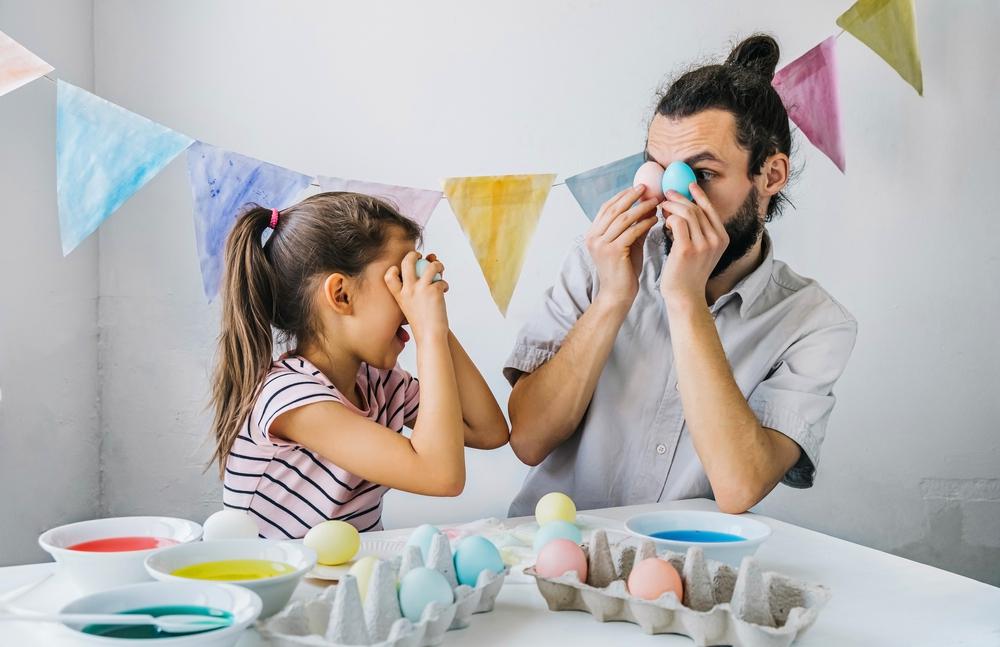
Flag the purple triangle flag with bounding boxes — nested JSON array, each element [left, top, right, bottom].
[[316, 176, 441, 227], [186, 141, 312, 300], [773, 37, 845, 172]]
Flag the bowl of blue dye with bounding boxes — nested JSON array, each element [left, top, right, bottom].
[[58, 580, 261, 646], [624, 510, 772, 566]]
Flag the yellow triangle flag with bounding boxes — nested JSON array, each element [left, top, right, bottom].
[[837, 0, 923, 95], [443, 174, 555, 315]]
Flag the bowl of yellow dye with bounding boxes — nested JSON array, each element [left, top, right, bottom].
[[144, 539, 316, 618]]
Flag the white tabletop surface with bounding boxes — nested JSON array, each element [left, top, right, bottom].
[[2, 498, 998, 646]]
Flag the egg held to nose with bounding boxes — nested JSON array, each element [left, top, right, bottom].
[[633, 161, 666, 203]]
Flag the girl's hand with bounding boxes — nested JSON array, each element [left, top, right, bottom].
[[385, 251, 450, 343]]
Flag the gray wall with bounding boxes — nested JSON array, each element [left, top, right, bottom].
[[3, 0, 999, 586], [0, 0, 100, 565]]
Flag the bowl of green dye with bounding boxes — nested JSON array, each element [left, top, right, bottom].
[[145, 539, 315, 618], [624, 510, 772, 565], [58, 580, 261, 645]]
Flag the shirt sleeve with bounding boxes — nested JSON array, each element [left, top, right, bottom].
[[393, 367, 420, 428], [503, 237, 595, 386], [747, 318, 858, 488], [249, 371, 342, 447]]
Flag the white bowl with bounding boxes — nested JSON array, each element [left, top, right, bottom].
[[624, 510, 772, 566], [58, 580, 261, 646], [145, 539, 316, 618], [39, 516, 203, 593]]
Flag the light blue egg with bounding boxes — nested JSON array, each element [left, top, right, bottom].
[[397, 566, 454, 622], [453, 536, 505, 587], [405, 524, 441, 562], [661, 161, 697, 200], [533, 520, 582, 553], [414, 259, 442, 283]]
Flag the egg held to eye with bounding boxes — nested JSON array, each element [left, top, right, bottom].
[[414, 259, 442, 283], [661, 161, 698, 200], [633, 161, 666, 203]]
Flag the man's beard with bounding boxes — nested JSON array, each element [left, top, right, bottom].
[[663, 185, 764, 279]]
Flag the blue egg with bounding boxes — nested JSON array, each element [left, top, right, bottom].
[[414, 259, 442, 283], [397, 566, 454, 622], [533, 520, 583, 553], [405, 524, 441, 562], [453, 536, 505, 587], [661, 161, 697, 200]]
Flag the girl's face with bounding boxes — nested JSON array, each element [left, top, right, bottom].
[[346, 228, 418, 370]]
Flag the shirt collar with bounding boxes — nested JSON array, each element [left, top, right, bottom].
[[711, 230, 774, 319]]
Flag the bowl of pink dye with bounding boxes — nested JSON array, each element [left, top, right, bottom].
[[39, 516, 203, 593]]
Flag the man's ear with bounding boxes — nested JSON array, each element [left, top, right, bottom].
[[760, 152, 789, 200], [321, 273, 354, 315]]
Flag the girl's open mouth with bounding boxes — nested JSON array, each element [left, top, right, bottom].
[[395, 326, 410, 343]]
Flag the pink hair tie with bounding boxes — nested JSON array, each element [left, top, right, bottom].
[[268, 208, 280, 229]]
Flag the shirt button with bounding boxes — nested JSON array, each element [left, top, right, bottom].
[[656, 443, 667, 455]]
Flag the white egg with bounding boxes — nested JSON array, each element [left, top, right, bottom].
[[202, 509, 259, 541]]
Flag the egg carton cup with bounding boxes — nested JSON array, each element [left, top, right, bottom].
[[260, 532, 507, 647], [526, 529, 830, 647]]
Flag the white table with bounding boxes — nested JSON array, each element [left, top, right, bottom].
[[3, 499, 999, 646]]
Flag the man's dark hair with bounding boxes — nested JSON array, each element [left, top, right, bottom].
[[654, 34, 792, 221]]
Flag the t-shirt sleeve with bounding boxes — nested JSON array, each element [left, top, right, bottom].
[[503, 237, 595, 386], [379, 365, 420, 429], [747, 317, 858, 488], [248, 371, 342, 447]]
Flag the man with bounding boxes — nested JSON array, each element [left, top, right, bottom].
[[505, 35, 858, 516]]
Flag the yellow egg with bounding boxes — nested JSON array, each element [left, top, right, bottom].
[[348, 555, 380, 600], [535, 492, 577, 525], [303, 520, 360, 565]]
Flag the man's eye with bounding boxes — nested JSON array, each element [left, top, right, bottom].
[[696, 169, 715, 181]]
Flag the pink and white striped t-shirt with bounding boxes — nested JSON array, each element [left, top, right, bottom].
[[222, 355, 419, 539]]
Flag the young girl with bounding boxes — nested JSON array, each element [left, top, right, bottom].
[[210, 192, 509, 538]]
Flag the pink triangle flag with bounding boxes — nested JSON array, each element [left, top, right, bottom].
[[317, 176, 442, 227], [773, 36, 845, 173], [0, 29, 54, 97]]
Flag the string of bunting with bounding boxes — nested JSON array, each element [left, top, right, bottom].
[[0, 0, 923, 315]]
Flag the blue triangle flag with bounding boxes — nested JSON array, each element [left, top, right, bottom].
[[56, 80, 193, 254], [565, 152, 646, 221], [186, 141, 313, 300]]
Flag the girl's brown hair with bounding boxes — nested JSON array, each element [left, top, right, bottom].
[[209, 192, 422, 477]]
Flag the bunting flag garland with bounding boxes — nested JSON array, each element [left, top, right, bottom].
[[565, 152, 646, 221], [442, 174, 555, 315], [0, 29, 53, 98], [837, 0, 923, 95], [56, 80, 193, 255], [317, 177, 442, 227], [186, 141, 313, 300], [3, 12, 930, 302], [773, 36, 845, 172]]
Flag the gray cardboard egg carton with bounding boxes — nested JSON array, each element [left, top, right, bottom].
[[260, 532, 506, 647], [525, 529, 830, 647]]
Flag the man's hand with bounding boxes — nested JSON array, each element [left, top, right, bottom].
[[586, 186, 659, 309], [659, 183, 729, 303]]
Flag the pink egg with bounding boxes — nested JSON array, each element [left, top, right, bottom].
[[534, 538, 588, 581], [626, 557, 683, 601], [633, 161, 666, 202]]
